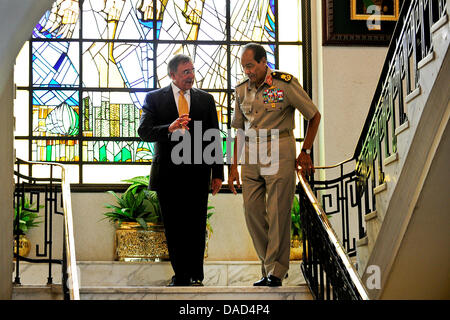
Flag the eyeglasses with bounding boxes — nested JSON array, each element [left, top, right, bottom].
[[182, 68, 195, 75]]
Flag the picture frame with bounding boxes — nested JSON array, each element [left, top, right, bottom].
[[323, 0, 404, 46]]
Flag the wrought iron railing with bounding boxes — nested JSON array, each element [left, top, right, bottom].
[[299, 0, 447, 299], [298, 171, 368, 300], [355, 0, 447, 209], [308, 158, 363, 257], [13, 158, 79, 300]]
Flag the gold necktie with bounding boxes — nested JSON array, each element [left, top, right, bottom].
[[178, 90, 189, 116]]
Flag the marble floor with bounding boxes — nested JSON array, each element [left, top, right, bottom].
[[12, 260, 312, 300]]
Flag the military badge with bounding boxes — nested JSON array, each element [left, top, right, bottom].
[[280, 74, 292, 82], [263, 88, 284, 104], [265, 73, 273, 86]]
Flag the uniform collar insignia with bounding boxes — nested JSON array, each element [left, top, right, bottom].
[[265, 73, 273, 87], [264, 67, 274, 87]]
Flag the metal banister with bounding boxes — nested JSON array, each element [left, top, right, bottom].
[[300, 0, 447, 299], [297, 171, 369, 300], [14, 158, 79, 300]]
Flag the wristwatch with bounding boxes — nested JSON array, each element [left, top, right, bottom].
[[301, 148, 311, 155]]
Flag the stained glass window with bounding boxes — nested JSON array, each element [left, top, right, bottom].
[[14, 0, 306, 184]]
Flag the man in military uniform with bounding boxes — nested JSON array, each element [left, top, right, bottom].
[[228, 43, 321, 286]]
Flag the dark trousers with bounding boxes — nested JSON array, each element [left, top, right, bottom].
[[157, 164, 210, 282]]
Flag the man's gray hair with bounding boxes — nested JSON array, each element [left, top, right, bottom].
[[167, 54, 193, 76]]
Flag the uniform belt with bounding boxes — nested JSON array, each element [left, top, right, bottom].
[[244, 130, 293, 142]]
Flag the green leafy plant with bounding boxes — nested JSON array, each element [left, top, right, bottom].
[[104, 175, 218, 232], [291, 195, 302, 241], [13, 197, 43, 236], [103, 175, 162, 230]]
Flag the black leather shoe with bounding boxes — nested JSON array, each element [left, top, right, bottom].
[[267, 275, 282, 287], [190, 279, 204, 287], [253, 277, 268, 286], [167, 276, 190, 287]]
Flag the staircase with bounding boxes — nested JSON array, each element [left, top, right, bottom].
[[353, 1, 450, 299], [12, 261, 312, 300], [357, 11, 449, 268], [299, 0, 449, 300]]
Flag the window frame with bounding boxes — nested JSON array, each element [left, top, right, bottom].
[[14, 0, 312, 191]]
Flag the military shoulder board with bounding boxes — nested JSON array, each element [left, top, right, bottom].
[[271, 71, 293, 83]]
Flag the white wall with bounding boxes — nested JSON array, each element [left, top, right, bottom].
[[310, 0, 388, 242], [68, 193, 258, 261], [310, 0, 388, 167], [321, 47, 387, 162]]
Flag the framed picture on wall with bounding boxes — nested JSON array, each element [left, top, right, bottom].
[[323, 0, 404, 46]]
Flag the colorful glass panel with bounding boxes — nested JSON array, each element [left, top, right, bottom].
[[15, 0, 305, 183], [83, 0, 154, 40], [32, 42, 79, 87], [82, 42, 154, 88], [33, 0, 80, 39], [158, 0, 226, 41], [82, 91, 145, 137], [32, 90, 79, 137], [32, 139, 79, 162], [230, 0, 275, 42], [83, 140, 154, 162]]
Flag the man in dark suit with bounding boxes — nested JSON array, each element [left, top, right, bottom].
[[138, 54, 223, 287]]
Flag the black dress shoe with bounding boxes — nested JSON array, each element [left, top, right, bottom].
[[253, 277, 268, 286], [267, 275, 282, 287], [167, 276, 190, 287], [190, 279, 204, 287]]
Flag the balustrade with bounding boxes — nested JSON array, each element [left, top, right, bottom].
[[13, 158, 79, 300], [299, 0, 447, 299]]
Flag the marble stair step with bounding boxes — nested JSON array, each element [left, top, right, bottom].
[[12, 284, 64, 300], [13, 261, 311, 300], [12, 283, 312, 300], [80, 285, 312, 300], [77, 261, 306, 287]]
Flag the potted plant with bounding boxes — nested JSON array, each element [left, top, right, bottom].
[[104, 175, 219, 261], [103, 176, 168, 261], [13, 197, 43, 257], [290, 195, 303, 260]]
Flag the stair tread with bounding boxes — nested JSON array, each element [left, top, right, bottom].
[[13, 284, 62, 291], [80, 285, 309, 292]]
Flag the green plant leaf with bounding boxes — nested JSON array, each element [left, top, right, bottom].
[[103, 175, 161, 225], [13, 196, 42, 235], [136, 217, 148, 230], [122, 176, 149, 186]]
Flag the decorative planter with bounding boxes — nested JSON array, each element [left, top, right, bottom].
[[114, 222, 169, 262], [14, 235, 31, 257], [289, 238, 303, 260]]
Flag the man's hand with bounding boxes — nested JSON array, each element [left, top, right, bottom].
[[296, 152, 314, 178], [211, 178, 222, 196], [227, 165, 241, 195], [168, 114, 191, 132]]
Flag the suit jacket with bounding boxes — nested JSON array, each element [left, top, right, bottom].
[[138, 85, 224, 191]]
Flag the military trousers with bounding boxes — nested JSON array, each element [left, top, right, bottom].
[[241, 135, 296, 279]]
